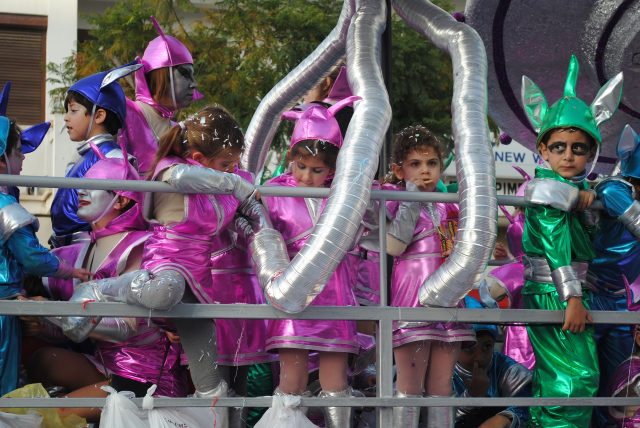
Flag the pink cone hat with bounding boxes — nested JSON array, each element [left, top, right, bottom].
[[282, 95, 360, 148], [135, 16, 202, 118], [325, 66, 352, 103], [86, 142, 143, 205]]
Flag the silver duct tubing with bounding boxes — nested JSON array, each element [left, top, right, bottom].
[[242, 0, 355, 176], [249, 0, 391, 314], [392, 0, 497, 307]]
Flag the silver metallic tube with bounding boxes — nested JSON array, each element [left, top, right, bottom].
[[551, 265, 583, 302], [524, 178, 580, 212], [318, 387, 353, 428], [167, 164, 255, 202], [247, 0, 391, 314], [242, 0, 356, 175], [393, 0, 497, 308], [619, 200, 640, 239]]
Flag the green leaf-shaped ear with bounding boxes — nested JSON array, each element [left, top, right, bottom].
[[521, 75, 548, 133], [591, 71, 623, 126]]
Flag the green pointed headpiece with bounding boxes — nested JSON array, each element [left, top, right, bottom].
[[521, 55, 623, 146]]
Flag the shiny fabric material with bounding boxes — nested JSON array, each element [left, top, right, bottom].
[[347, 247, 380, 306], [506, 212, 525, 258], [119, 99, 167, 175], [425, 396, 455, 428], [524, 291, 598, 428], [620, 201, 640, 239], [392, 0, 497, 309], [607, 355, 640, 427], [0, 313, 19, 395], [142, 156, 240, 303], [262, 172, 358, 354], [167, 162, 254, 202], [618, 124, 640, 179], [525, 178, 579, 212], [281, 96, 360, 148], [488, 261, 535, 370], [387, 194, 474, 347], [551, 265, 584, 301], [0, 193, 61, 298], [453, 352, 531, 427], [325, 66, 352, 102], [522, 55, 623, 145], [318, 387, 352, 428], [49, 229, 187, 397], [210, 169, 272, 366], [67, 63, 141, 128], [392, 391, 420, 428], [50, 134, 121, 239]]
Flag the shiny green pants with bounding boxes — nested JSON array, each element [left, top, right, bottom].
[[524, 288, 599, 428]]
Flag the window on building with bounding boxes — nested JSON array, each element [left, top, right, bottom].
[[0, 14, 47, 125]]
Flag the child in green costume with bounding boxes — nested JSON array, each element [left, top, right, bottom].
[[520, 55, 623, 428]]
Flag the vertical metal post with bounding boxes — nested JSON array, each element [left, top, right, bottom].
[[377, 197, 394, 427]]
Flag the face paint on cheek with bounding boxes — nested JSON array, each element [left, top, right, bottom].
[[77, 189, 116, 223], [171, 65, 195, 109]]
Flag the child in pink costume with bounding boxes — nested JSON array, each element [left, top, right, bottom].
[[259, 96, 360, 428], [120, 16, 201, 175], [28, 148, 187, 422], [386, 125, 474, 427]]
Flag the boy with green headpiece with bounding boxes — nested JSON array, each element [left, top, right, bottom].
[[520, 55, 623, 427]]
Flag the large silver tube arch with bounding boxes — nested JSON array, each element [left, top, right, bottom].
[[393, 0, 497, 307], [242, 0, 356, 177], [250, 0, 391, 313]]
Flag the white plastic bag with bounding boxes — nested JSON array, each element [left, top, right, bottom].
[[0, 411, 42, 428], [145, 385, 228, 428], [99, 386, 149, 428], [254, 394, 318, 428]]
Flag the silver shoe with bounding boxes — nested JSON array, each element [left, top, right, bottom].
[[393, 391, 421, 428], [318, 387, 353, 428]]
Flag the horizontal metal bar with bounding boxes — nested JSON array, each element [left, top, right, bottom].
[[0, 396, 638, 408], [0, 174, 603, 207], [5, 301, 639, 324]]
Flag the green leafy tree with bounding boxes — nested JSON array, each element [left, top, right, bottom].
[[47, 0, 461, 172]]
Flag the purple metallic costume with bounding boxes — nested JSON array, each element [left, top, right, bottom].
[[387, 185, 474, 347], [210, 169, 272, 366], [142, 156, 240, 302], [608, 355, 640, 427], [262, 172, 359, 354]]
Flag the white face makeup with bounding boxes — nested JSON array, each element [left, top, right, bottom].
[[170, 64, 197, 109], [77, 189, 116, 223]]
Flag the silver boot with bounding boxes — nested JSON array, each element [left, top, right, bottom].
[[194, 380, 229, 427], [393, 391, 421, 428], [425, 395, 454, 428], [318, 387, 353, 428]]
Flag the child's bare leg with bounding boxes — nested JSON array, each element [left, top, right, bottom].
[[277, 348, 309, 394], [423, 341, 460, 428], [57, 380, 109, 422], [393, 341, 431, 427], [318, 351, 351, 428]]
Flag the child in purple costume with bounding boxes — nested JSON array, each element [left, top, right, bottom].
[[260, 97, 360, 428], [386, 125, 474, 427]]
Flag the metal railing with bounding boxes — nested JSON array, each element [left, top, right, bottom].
[[0, 174, 636, 428]]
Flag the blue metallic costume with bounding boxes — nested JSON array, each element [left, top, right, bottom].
[[50, 135, 121, 243], [453, 350, 532, 427], [589, 124, 640, 427]]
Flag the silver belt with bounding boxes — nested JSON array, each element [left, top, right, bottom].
[[523, 256, 588, 283]]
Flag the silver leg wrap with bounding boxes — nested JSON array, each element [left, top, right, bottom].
[[194, 380, 229, 427], [426, 396, 454, 428], [392, 391, 421, 428], [318, 387, 353, 428], [126, 269, 186, 310]]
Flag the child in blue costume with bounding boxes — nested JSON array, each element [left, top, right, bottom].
[[49, 63, 140, 247], [520, 55, 623, 427], [588, 125, 640, 427], [453, 299, 532, 428], [0, 117, 90, 395]]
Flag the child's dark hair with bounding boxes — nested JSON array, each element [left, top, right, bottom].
[[148, 105, 244, 177], [387, 125, 446, 183], [64, 91, 122, 135], [5, 120, 21, 156], [287, 140, 339, 170], [539, 126, 597, 150]]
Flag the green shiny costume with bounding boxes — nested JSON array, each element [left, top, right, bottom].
[[522, 167, 599, 428]]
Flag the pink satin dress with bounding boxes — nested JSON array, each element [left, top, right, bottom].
[[262, 172, 359, 354]]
